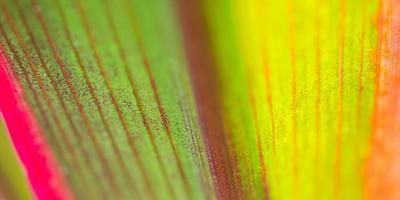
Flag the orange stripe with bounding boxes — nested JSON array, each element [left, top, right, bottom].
[[334, 0, 345, 199], [364, 0, 400, 199], [355, 2, 366, 156]]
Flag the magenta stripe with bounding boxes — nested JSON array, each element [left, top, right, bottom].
[[0, 48, 74, 200]]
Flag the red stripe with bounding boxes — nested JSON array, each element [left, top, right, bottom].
[[0, 48, 73, 200]]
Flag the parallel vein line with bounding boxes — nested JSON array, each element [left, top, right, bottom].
[[52, 1, 142, 198], [73, 1, 158, 199], [122, 0, 193, 198], [101, 1, 178, 198], [0, 5, 97, 199]]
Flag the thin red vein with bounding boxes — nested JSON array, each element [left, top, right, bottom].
[[51, 1, 142, 198], [0, 29, 64, 160], [255, 3, 278, 198], [72, 1, 158, 199], [0, 6, 76, 200], [0, 47, 73, 200], [28, 0, 121, 197], [9, 3, 104, 198], [178, 98, 213, 197], [9, 1, 115, 198], [0, 23, 71, 174], [1, 32, 98, 200], [165, 0, 241, 198], [251, 3, 273, 199], [101, 1, 179, 198], [121, 0, 193, 198], [249, 90, 269, 199]]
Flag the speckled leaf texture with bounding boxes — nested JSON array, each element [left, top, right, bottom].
[[0, 0, 399, 200]]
